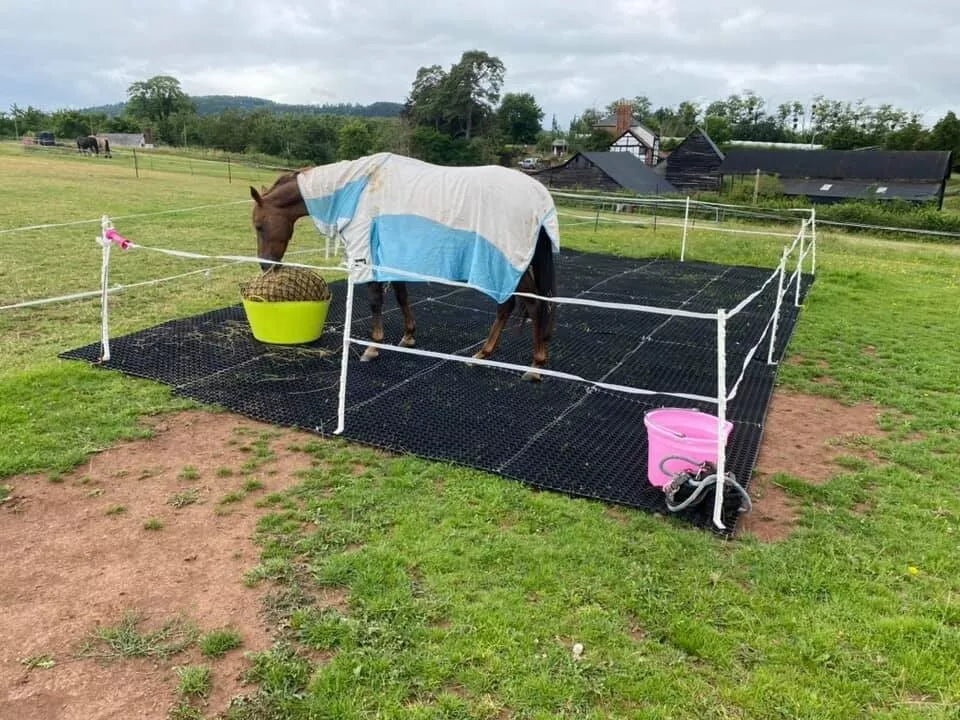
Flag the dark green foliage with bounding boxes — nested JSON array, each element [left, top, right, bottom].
[[126, 76, 195, 124], [496, 92, 545, 144]]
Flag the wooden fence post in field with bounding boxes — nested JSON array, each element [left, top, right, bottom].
[[227, 157, 232, 184], [753, 168, 760, 205], [133, 149, 140, 179]]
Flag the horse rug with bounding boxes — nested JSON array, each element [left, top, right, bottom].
[[296, 153, 560, 303]]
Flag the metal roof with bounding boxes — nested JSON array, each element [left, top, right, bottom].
[[780, 179, 942, 201], [581, 152, 678, 194], [719, 150, 952, 182]]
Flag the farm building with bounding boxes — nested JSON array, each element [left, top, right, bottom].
[[96, 131, 153, 148], [664, 128, 725, 192], [596, 102, 661, 166], [530, 151, 678, 195], [718, 149, 954, 208]]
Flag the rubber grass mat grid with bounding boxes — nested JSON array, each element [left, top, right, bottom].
[[62, 251, 813, 534]]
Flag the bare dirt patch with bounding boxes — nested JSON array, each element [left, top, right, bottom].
[[0, 410, 319, 720], [739, 389, 887, 541]]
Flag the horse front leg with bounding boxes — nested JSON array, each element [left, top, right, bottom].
[[391, 282, 416, 347], [361, 282, 385, 362]]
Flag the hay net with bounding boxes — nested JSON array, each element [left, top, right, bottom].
[[240, 267, 332, 302]]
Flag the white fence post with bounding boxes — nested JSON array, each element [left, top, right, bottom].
[[811, 207, 817, 275], [713, 308, 728, 530], [334, 274, 355, 435], [795, 220, 806, 308], [98, 216, 113, 362], [681, 196, 690, 261], [767, 248, 788, 365]]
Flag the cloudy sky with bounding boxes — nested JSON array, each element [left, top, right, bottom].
[[1, 1, 955, 129]]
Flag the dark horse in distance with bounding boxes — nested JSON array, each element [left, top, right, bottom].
[[250, 153, 559, 380], [76, 136, 99, 155]]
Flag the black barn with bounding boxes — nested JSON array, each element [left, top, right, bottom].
[[718, 150, 953, 208], [665, 128, 725, 192]]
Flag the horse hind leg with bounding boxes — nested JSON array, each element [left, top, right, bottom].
[[391, 282, 416, 347], [516, 271, 549, 382], [361, 282, 385, 362], [473, 297, 515, 362]]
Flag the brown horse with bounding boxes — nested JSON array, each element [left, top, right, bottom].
[[250, 156, 558, 380]]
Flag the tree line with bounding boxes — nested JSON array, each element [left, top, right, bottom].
[[3, 57, 958, 166], [569, 92, 960, 156]]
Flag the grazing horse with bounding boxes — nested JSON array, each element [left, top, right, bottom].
[[250, 152, 559, 380], [76, 136, 99, 155]]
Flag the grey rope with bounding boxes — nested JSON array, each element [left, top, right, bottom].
[[658, 455, 753, 514]]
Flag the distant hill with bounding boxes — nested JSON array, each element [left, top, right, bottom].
[[80, 95, 404, 118]]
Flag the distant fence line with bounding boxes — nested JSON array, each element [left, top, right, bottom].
[[6, 142, 959, 241]]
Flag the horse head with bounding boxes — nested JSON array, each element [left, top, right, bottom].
[[250, 173, 305, 272]]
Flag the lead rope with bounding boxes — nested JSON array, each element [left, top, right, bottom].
[[658, 456, 752, 515]]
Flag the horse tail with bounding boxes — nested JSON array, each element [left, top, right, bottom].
[[531, 227, 557, 342]]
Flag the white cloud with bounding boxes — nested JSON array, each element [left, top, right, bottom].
[[0, 0, 954, 128]]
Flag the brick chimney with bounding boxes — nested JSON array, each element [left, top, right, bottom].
[[615, 100, 632, 137]]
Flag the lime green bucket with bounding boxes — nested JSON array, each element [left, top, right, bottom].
[[242, 298, 331, 344]]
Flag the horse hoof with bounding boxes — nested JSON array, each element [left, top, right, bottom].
[[360, 347, 379, 362], [399, 336, 416, 348], [521, 369, 543, 382]]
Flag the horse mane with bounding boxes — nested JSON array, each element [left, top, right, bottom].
[[265, 171, 301, 195]]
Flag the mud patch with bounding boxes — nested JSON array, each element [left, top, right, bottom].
[[740, 390, 887, 541], [0, 411, 320, 720]]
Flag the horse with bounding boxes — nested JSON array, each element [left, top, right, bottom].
[[250, 152, 559, 380], [101, 137, 112, 158], [76, 136, 99, 155]]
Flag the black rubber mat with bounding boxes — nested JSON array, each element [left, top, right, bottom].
[[61, 251, 813, 534]]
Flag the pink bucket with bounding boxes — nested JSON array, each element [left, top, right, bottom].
[[643, 408, 733, 487]]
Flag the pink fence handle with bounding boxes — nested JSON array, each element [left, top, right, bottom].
[[104, 228, 131, 250]]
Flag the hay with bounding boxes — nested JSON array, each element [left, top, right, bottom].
[[241, 267, 332, 302]]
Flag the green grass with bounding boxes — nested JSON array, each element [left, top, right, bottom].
[[198, 628, 243, 658], [167, 488, 201, 508], [4, 142, 960, 718], [77, 611, 198, 662], [144, 517, 164, 530], [175, 664, 212, 698], [19, 653, 56, 669]]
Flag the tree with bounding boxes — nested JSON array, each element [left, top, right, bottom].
[[885, 118, 928, 150], [496, 92, 544, 144], [704, 115, 732, 144], [338, 118, 374, 159], [443, 50, 505, 140], [568, 108, 601, 137], [405, 64, 447, 130], [604, 95, 653, 125], [51, 110, 91, 139], [676, 101, 701, 133], [126, 75, 194, 124], [928, 111, 960, 156]]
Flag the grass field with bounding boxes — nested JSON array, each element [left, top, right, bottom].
[[2, 141, 960, 719]]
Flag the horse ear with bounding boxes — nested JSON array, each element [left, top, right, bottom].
[[250, 186, 263, 206]]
